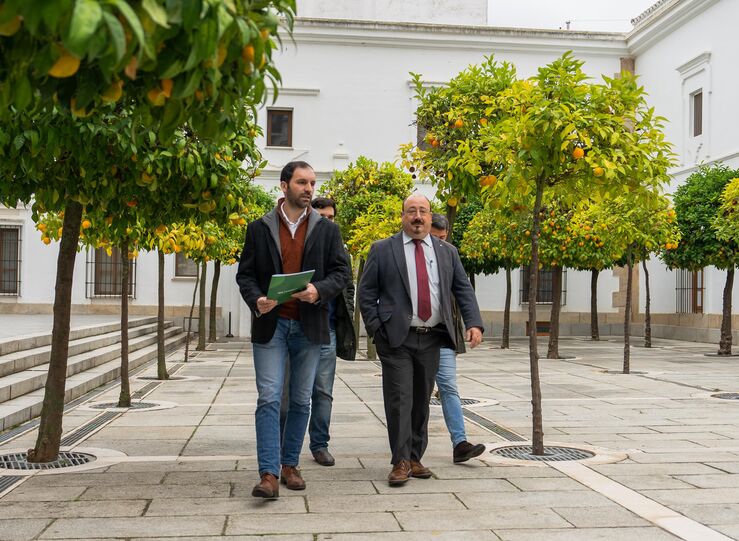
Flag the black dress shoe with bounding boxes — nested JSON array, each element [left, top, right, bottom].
[[312, 449, 335, 466], [453, 441, 486, 463]]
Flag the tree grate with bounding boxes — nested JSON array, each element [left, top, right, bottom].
[[60, 411, 119, 446], [712, 392, 739, 400], [431, 397, 480, 406], [0, 451, 96, 470], [90, 401, 158, 410], [462, 409, 526, 442], [492, 445, 595, 462]]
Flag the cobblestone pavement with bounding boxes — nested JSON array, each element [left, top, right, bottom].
[[1, 336, 738, 540]]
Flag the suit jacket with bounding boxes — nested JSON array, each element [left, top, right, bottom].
[[358, 232, 484, 349], [236, 206, 352, 345]]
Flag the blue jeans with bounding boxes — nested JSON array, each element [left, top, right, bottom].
[[253, 318, 321, 476], [309, 329, 337, 453], [436, 347, 466, 447]]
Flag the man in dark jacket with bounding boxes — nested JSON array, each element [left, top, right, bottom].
[[307, 197, 356, 466], [236, 161, 351, 499], [359, 194, 483, 486]]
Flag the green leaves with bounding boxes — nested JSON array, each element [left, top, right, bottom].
[[66, 0, 104, 56], [142, 0, 169, 27]]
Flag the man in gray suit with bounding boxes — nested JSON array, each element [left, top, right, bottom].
[[359, 194, 484, 486]]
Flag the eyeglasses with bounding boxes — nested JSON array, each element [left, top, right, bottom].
[[403, 208, 430, 216]]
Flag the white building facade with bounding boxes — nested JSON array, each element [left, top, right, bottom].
[[1, 0, 737, 342]]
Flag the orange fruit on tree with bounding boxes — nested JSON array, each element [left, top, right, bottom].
[[260, 28, 271, 40], [82, 219, 92, 229], [42, 236, 51, 245], [48, 50, 80, 78], [160, 78, 174, 98], [479, 118, 488, 126], [155, 224, 167, 235], [242, 44, 255, 63], [447, 197, 458, 208], [572, 147, 585, 160], [126, 199, 138, 207], [0, 14, 22, 37], [147, 87, 166, 106], [431, 138, 439, 147], [453, 119, 464, 129], [593, 166, 604, 177], [101, 80, 123, 103], [37, 223, 47, 232]]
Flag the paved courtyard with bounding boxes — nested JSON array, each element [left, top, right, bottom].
[[1, 335, 738, 540]]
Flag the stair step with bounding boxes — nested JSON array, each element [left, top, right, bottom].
[[0, 326, 182, 405], [0, 321, 174, 379], [0, 331, 188, 432], [0, 316, 159, 357]]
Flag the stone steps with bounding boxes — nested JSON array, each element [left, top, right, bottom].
[[0, 317, 188, 432]]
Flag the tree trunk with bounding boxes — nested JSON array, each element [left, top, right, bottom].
[[27, 200, 83, 463], [546, 266, 563, 359], [117, 240, 131, 408], [445, 203, 458, 238], [156, 249, 168, 380], [197, 261, 207, 351], [718, 267, 734, 355], [354, 259, 364, 352], [643, 259, 652, 348], [590, 269, 600, 341], [209, 261, 220, 343], [528, 181, 545, 455], [502, 267, 511, 349], [623, 250, 633, 374], [184, 262, 201, 361]]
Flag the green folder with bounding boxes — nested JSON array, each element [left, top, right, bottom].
[[267, 270, 315, 304]]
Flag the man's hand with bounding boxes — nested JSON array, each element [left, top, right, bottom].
[[292, 283, 320, 304], [466, 327, 483, 349], [256, 296, 278, 315]]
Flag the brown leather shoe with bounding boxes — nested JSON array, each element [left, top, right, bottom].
[[280, 465, 306, 490], [388, 460, 411, 486], [410, 460, 432, 479], [251, 473, 279, 499]]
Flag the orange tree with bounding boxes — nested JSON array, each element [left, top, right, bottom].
[[574, 195, 678, 371], [319, 157, 413, 341], [664, 165, 739, 356], [453, 52, 674, 454], [0, 1, 293, 462]]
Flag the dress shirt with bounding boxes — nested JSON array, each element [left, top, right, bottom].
[[402, 232, 441, 327], [279, 202, 309, 238]]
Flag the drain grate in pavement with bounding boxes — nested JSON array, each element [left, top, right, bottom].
[[90, 401, 159, 410], [0, 420, 40, 445], [492, 445, 594, 462], [431, 397, 480, 406], [60, 411, 119, 447], [0, 451, 96, 470], [712, 392, 739, 400], [132, 382, 161, 398], [462, 409, 526, 442], [137, 376, 187, 381], [0, 475, 23, 492]]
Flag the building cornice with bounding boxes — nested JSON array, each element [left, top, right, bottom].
[[266, 87, 320, 96], [292, 18, 629, 57], [626, 0, 721, 56]]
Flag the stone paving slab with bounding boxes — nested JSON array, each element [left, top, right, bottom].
[[2, 337, 739, 540]]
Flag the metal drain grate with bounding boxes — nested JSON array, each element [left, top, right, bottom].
[[712, 392, 739, 400], [0, 475, 23, 492], [60, 411, 119, 446], [0, 420, 40, 445], [462, 409, 526, 442], [492, 445, 594, 462], [431, 397, 481, 407], [0, 451, 96, 470], [90, 401, 158, 410], [137, 376, 187, 381], [132, 382, 161, 398]]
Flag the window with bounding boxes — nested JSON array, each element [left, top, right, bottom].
[[267, 109, 293, 147], [175, 252, 198, 277], [676, 268, 703, 314], [691, 91, 703, 137], [0, 225, 21, 296], [85, 247, 136, 298], [416, 123, 430, 151], [520, 267, 567, 305]]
